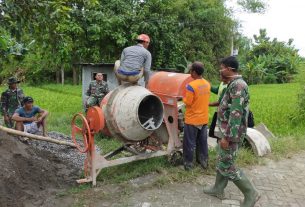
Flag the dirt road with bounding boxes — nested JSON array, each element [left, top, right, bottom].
[[52, 152, 305, 207]]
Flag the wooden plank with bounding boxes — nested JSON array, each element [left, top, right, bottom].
[[0, 125, 76, 148]]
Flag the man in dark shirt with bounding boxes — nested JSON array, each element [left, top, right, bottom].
[[12, 96, 48, 136], [208, 74, 228, 139]]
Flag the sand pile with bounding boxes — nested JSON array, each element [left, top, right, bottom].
[[0, 131, 81, 207]]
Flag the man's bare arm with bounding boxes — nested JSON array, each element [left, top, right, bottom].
[[209, 101, 219, 107], [12, 113, 36, 122], [37, 109, 48, 122]]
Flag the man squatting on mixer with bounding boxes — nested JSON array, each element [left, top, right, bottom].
[[114, 34, 152, 87], [182, 62, 211, 171]]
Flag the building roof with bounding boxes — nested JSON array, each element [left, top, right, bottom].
[[77, 63, 182, 73], [76, 63, 115, 67]]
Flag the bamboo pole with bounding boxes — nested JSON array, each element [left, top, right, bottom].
[[0, 125, 76, 148]]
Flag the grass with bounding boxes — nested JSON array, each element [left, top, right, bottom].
[[269, 136, 305, 160], [56, 183, 91, 197], [250, 83, 305, 137], [1, 81, 305, 185]]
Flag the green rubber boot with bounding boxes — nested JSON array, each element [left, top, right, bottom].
[[233, 172, 260, 207], [203, 172, 228, 199]]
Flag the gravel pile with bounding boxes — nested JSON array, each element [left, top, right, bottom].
[[28, 131, 92, 170]]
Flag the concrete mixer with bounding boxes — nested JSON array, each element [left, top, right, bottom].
[[71, 71, 193, 186], [71, 70, 271, 186]]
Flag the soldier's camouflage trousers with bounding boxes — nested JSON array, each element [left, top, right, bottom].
[[216, 142, 242, 181], [4, 118, 14, 128], [86, 96, 103, 108], [3, 113, 15, 128]]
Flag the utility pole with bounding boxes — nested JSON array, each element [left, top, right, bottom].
[[231, 30, 239, 56], [231, 35, 234, 56]]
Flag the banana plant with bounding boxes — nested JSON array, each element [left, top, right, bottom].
[[176, 56, 192, 73]]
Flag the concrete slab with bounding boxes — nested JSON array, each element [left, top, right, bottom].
[[255, 123, 275, 139]]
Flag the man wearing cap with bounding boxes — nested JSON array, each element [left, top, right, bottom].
[[203, 56, 260, 207], [12, 96, 48, 136], [0, 77, 25, 128], [114, 34, 152, 86]]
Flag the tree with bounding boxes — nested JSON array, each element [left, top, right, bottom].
[[237, 0, 266, 13], [0, 0, 267, 84], [239, 29, 301, 84]]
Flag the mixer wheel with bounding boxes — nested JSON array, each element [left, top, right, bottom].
[[169, 150, 183, 166]]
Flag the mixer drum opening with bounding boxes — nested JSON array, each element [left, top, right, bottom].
[[138, 95, 164, 131]]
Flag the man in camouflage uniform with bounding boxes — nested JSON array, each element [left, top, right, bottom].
[[1, 77, 25, 128], [86, 73, 109, 109], [203, 56, 260, 207]]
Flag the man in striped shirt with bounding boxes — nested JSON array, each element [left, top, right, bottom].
[[114, 34, 152, 86]]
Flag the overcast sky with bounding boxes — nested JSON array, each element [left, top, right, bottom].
[[229, 0, 305, 57]]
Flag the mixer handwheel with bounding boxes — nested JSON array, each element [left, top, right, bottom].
[[71, 113, 92, 153]]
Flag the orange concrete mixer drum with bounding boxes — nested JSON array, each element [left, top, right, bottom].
[[148, 71, 194, 99]]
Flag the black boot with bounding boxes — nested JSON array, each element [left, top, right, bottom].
[[233, 171, 260, 207], [196, 145, 208, 169], [184, 162, 193, 171], [203, 172, 228, 199], [198, 158, 208, 169]]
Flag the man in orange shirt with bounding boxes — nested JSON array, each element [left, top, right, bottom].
[[183, 61, 211, 171]]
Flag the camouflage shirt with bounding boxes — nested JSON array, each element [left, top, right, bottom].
[[86, 80, 109, 98], [0, 88, 25, 116], [217, 77, 249, 143]]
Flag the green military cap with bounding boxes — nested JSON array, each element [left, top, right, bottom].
[[7, 77, 21, 85]]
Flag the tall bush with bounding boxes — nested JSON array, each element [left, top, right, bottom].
[[239, 29, 301, 84]]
